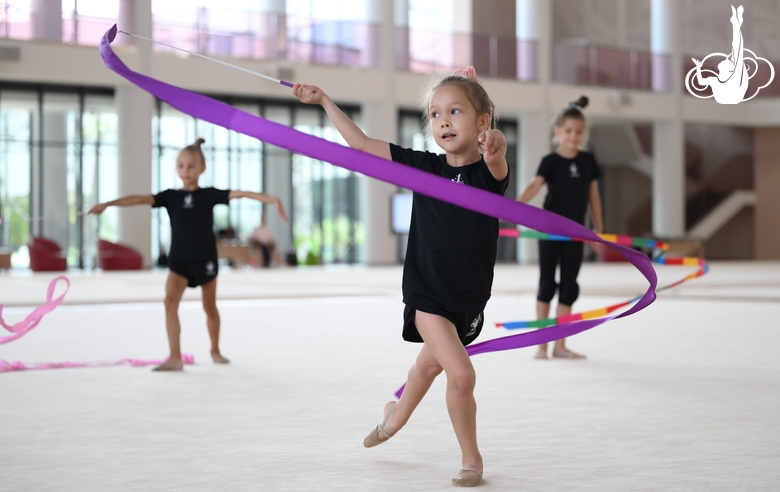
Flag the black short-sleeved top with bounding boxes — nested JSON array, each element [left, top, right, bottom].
[[153, 187, 230, 263], [537, 151, 601, 224], [390, 144, 510, 311]]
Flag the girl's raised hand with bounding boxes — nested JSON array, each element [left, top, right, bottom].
[[89, 203, 107, 215], [293, 83, 324, 105], [479, 129, 507, 164]]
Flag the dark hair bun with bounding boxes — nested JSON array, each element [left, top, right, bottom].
[[573, 96, 589, 109], [194, 137, 206, 146]]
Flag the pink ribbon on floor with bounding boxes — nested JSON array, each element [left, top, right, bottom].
[[1, 276, 194, 373], [0, 353, 195, 373]]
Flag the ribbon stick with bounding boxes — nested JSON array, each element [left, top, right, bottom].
[[117, 29, 294, 88], [100, 25, 660, 398]]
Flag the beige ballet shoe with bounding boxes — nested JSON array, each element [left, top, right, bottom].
[[151, 359, 183, 371], [534, 348, 548, 360], [211, 353, 230, 364], [363, 401, 396, 448], [452, 467, 483, 487], [552, 349, 586, 359]]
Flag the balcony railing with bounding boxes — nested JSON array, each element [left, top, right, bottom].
[[396, 27, 538, 82], [553, 42, 672, 92]]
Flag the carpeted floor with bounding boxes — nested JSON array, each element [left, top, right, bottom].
[[2, 262, 779, 491]]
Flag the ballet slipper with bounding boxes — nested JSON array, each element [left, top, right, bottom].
[[452, 467, 483, 487], [552, 348, 586, 359], [152, 359, 184, 371], [534, 348, 548, 360], [211, 353, 230, 364], [363, 401, 396, 448]]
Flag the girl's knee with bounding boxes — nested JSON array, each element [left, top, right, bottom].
[[163, 296, 179, 311], [203, 305, 219, 318], [416, 361, 443, 379], [447, 366, 476, 394]]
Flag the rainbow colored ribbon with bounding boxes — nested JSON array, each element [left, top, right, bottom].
[[496, 229, 708, 330]]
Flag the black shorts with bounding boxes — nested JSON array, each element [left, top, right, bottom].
[[403, 303, 486, 347], [169, 259, 219, 288]]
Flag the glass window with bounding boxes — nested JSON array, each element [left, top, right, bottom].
[[0, 84, 117, 270]]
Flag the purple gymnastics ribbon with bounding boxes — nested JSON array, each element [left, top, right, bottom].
[[100, 26, 657, 396]]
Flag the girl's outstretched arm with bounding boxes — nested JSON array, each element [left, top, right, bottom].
[[517, 176, 545, 203], [588, 180, 604, 234], [228, 190, 288, 221], [90, 195, 154, 215], [293, 83, 391, 160]]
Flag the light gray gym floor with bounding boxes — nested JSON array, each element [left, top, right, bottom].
[[1, 262, 778, 491]]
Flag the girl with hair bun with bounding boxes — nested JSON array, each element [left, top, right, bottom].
[[517, 96, 604, 360], [90, 138, 287, 371]]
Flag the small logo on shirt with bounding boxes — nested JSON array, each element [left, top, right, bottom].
[[466, 313, 482, 337], [569, 163, 580, 178], [183, 193, 194, 208], [205, 261, 215, 276], [452, 173, 465, 184]]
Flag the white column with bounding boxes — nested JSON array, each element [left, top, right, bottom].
[[258, 0, 286, 59], [116, 0, 154, 266], [516, 0, 546, 82], [516, 0, 552, 263], [651, 0, 685, 236], [452, 0, 472, 68], [651, 0, 678, 93], [262, 108, 293, 260], [652, 120, 685, 236], [41, 113, 68, 248], [31, 0, 62, 41], [395, 0, 409, 70], [361, 0, 397, 265]]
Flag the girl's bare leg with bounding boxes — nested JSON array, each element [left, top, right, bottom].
[[201, 278, 228, 363], [552, 303, 585, 359], [414, 312, 482, 477], [535, 301, 551, 359], [153, 272, 189, 371]]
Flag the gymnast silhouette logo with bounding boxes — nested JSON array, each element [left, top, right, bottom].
[[569, 163, 580, 178], [183, 193, 193, 208], [452, 173, 465, 184], [685, 5, 774, 104]]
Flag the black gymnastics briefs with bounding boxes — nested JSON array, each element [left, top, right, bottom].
[[403, 303, 486, 347], [169, 259, 219, 288]]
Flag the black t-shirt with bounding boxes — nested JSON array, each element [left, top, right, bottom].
[[537, 151, 601, 224], [153, 187, 231, 263], [390, 144, 509, 311]]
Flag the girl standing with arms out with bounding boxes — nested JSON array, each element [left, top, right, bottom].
[[517, 97, 603, 360], [90, 138, 287, 371], [294, 67, 508, 487]]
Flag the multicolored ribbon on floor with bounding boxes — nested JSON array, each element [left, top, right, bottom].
[[496, 229, 709, 330], [0, 276, 194, 373], [100, 25, 661, 398]]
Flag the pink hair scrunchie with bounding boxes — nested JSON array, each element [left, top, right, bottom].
[[453, 65, 479, 82]]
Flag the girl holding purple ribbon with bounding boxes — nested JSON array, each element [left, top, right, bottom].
[[90, 138, 287, 371], [294, 67, 508, 487], [517, 97, 604, 360]]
